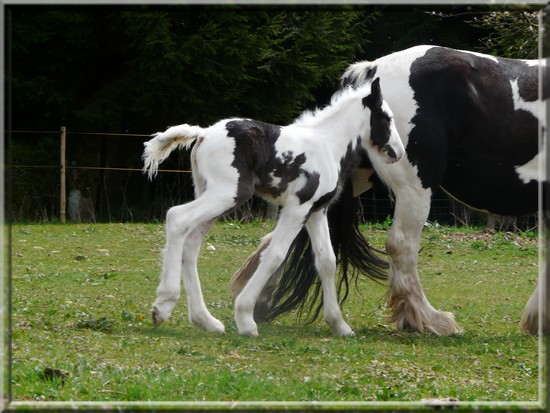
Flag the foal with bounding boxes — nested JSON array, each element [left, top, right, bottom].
[[143, 78, 404, 337]]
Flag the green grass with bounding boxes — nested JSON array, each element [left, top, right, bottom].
[[10, 222, 541, 405]]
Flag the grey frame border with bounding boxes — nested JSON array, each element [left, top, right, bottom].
[[1, 0, 548, 411]]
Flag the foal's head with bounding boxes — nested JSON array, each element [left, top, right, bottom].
[[362, 78, 404, 164]]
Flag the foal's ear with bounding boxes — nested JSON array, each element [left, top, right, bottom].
[[363, 77, 383, 109], [371, 77, 383, 107]]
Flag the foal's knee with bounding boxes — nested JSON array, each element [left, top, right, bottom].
[[316, 250, 337, 277], [260, 244, 289, 270], [165, 205, 185, 231]]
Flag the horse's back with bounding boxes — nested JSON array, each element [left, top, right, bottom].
[[371, 46, 542, 215]]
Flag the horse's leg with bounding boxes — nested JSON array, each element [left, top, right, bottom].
[[386, 186, 461, 335], [230, 233, 272, 299], [234, 205, 308, 336], [179, 219, 226, 332], [230, 232, 282, 321], [152, 193, 235, 332], [520, 265, 547, 335], [306, 210, 354, 336]]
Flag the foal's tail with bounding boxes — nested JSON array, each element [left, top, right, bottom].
[[142, 124, 205, 179]]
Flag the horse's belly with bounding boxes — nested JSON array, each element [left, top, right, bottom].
[[441, 159, 539, 216]]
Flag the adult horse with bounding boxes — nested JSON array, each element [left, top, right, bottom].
[[230, 45, 547, 336]]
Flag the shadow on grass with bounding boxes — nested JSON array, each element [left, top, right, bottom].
[[353, 324, 537, 349], [132, 317, 536, 351]]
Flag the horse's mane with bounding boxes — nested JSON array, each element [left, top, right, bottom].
[[293, 81, 372, 129], [340, 60, 376, 88]]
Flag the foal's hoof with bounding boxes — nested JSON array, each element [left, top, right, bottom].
[[195, 317, 225, 334], [331, 323, 355, 337], [152, 308, 164, 328], [239, 327, 259, 337], [235, 303, 259, 337], [236, 319, 259, 337]]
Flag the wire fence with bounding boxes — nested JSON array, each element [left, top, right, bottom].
[[11, 129, 192, 174], [9, 128, 539, 231], [10, 127, 196, 222]]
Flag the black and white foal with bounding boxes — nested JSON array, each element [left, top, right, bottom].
[[143, 78, 404, 336]]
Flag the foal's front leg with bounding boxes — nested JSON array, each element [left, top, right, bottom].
[[306, 210, 354, 337], [234, 206, 309, 336]]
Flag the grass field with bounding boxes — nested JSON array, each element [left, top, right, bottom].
[[9, 221, 541, 406]]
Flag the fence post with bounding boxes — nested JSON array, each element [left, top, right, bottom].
[[60, 126, 67, 223]]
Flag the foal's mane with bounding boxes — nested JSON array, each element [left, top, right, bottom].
[[293, 82, 372, 129]]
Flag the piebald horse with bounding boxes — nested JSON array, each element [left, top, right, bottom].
[[143, 78, 404, 336], [230, 45, 548, 336]]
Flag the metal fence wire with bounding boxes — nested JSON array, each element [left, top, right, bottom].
[[9, 128, 538, 230]]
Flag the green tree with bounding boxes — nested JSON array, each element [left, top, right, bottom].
[[8, 6, 378, 221], [470, 8, 539, 59], [9, 8, 377, 131], [9, 5, 542, 222]]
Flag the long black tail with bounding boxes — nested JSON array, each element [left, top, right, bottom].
[[263, 179, 388, 322]]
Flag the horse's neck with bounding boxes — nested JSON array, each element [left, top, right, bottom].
[[296, 94, 367, 153]]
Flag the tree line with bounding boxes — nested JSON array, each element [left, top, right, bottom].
[[7, 5, 540, 222]]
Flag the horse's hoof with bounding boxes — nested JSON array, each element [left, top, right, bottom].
[[236, 321, 259, 337], [152, 308, 164, 328], [234, 302, 259, 336], [426, 311, 462, 336], [240, 328, 259, 337], [189, 311, 225, 333], [396, 310, 461, 336], [331, 323, 355, 337], [338, 329, 355, 338], [520, 315, 539, 335], [201, 318, 226, 334]]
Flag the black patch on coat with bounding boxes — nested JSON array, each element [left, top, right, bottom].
[[362, 78, 392, 150], [272, 151, 307, 195], [309, 137, 370, 214], [406, 47, 540, 215], [296, 171, 320, 204], [226, 120, 318, 205], [310, 188, 338, 213], [226, 117, 371, 212], [225, 120, 282, 204]]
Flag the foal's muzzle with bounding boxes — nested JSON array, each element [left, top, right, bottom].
[[383, 144, 403, 164]]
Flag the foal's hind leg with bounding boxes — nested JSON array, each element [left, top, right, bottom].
[[386, 186, 460, 335], [180, 219, 225, 332], [152, 194, 234, 332], [306, 210, 354, 337]]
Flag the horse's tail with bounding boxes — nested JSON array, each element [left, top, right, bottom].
[[263, 178, 388, 322], [142, 124, 205, 179]]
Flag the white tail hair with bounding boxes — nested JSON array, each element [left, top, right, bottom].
[[142, 124, 205, 179]]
